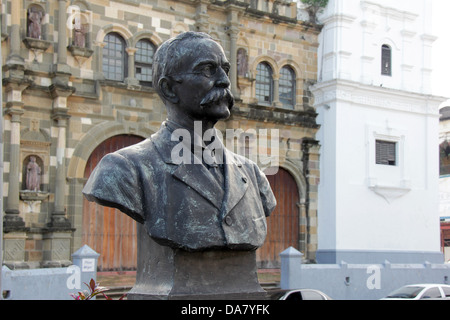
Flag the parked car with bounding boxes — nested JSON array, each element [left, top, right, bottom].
[[268, 289, 332, 300], [381, 284, 450, 300]]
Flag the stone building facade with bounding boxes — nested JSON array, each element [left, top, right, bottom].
[[1, 0, 321, 270]]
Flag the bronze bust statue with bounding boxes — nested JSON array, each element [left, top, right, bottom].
[[83, 32, 275, 251], [83, 32, 276, 298]]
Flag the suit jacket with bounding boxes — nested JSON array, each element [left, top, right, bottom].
[[82, 122, 276, 251]]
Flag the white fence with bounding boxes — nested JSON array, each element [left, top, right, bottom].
[[1, 245, 99, 300], [280, 247, 450, 300]]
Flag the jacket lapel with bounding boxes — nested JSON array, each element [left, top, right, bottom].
[[222, 150, 249, 216], [151, 123, 250, 214], [152, 124, 225, 210], [172, 163, 224, 210]]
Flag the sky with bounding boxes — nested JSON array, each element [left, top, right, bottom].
[[431, 0, 450, 101]]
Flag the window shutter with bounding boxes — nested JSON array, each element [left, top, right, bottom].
[[376, 140, 396, 166], [381, 45, 392, 76]]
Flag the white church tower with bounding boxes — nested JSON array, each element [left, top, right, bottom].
[[311, 0, 446, 263]]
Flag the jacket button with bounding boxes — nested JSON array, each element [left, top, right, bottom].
[[225, 215, 232, 226]]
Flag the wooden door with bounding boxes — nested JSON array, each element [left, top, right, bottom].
[[83, 135, 144, 271], [257, 168, 299, 268]]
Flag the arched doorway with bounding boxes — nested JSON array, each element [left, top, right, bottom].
[[83, 135, 144, 271], [257, 168, 300, 268]]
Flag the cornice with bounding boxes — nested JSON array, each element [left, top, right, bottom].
[[311, 79, 445, 116]]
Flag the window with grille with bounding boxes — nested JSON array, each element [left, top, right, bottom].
[[256, 62, 273, 105], [376, 140, 396, 166], [103, 33, 127, 81], [135, 39, 155, 86], [279, 66, 296, 109], [381, 44, 392, 76]]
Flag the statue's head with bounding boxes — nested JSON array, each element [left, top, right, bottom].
[[153, 32, 234, 123]]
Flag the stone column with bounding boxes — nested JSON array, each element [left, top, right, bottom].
[[272, 77, 282, 107], [297, 201, 307, 256], [229, 29, 239, 99], [226, 5, 241, 99], [6, 0, 23, 66], [3, 82, 30, 269], [125, 47, 139, 86], [58, 0, 68, 65], [49, 107, 72, 229], [43, 90, 75, 267], [194, 0, 210, 33], [54, 0, 71, 79], [3, 1, 31, 268], [3, 83, 29, 231]]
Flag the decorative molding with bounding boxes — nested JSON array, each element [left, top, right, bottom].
[[368, 184, 411, 204], [67, 45, 94, 58], [311, 79, 442, 116], [20, 190, 49, 202], [22, 37, 52, 51]]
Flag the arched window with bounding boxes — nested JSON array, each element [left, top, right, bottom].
[[135, 39, 156, 86], [256, 62, 273, 105], [103, 32, 127, 81], [279, 66, 296, 109], [381, 44, 392, 76]]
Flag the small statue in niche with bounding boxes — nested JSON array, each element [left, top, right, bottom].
[[26, 156, 41, 192], [237, 48, 248, 77], [28, 7, 43, 40], [73, 15, 87, 48]]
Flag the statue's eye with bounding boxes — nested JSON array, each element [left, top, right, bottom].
[[224, 66, 230, 76], [201, 65, 217, 77]]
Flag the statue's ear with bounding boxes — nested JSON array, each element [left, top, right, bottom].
[[158, 77, 179, 104]]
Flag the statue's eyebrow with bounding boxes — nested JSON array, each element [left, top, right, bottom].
[[193, 59, 218, 70]]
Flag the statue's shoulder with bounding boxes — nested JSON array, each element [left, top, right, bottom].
[[112, 138, 156, 161]]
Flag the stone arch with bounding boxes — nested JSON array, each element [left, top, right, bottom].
[[278, 161, 306, 204], [67, 121, 156, 179], [95, 23, 133, 47], [172, 22, 189, 37], [251, 55, 279, 78], [237, 35, 250, 48], [209, 31, 221, 43], [132, 30, 163, 48], [279, 58, 303, 80], [69, 0, 92, 11]]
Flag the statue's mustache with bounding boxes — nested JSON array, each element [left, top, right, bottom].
[[200, 88, 234, 110]]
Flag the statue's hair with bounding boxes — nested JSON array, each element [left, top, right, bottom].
[[152, 32, 213, 101]]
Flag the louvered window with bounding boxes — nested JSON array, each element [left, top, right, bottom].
[[376, 140, 396, 166], [381, 44, 392, 76]]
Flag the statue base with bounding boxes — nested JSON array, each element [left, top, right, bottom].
[[127, 224, 267, 300]]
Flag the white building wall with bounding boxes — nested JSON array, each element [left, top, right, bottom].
[[318, 0, 435, 94], [312, 0, 445, 263]]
